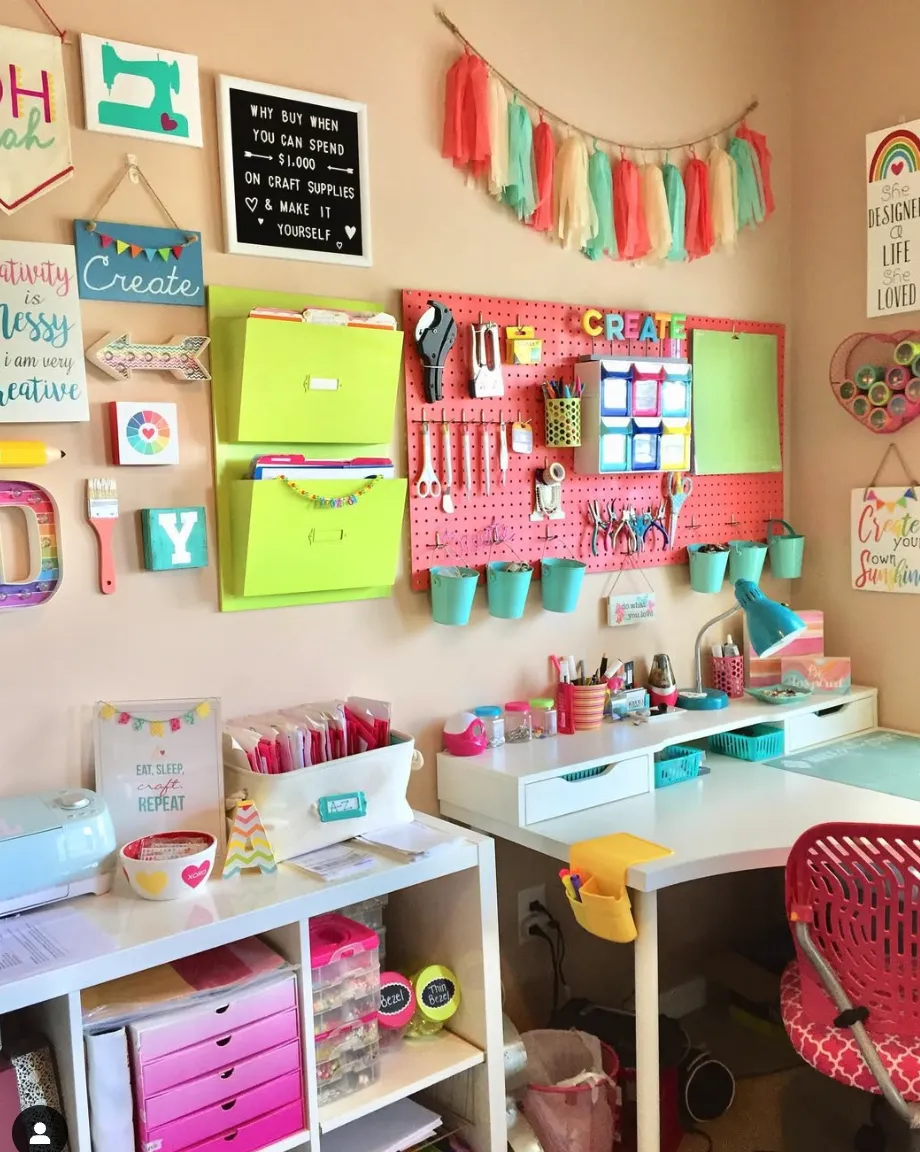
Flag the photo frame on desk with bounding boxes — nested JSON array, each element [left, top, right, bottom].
[[94, 698, 224, 851]]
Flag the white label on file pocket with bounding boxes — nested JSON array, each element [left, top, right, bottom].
[[305, 376, 340, 391]]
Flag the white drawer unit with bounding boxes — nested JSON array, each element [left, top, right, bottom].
[[783, 695, 877, 753], [523, 755, 650, 825]]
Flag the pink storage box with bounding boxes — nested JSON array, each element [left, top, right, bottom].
[[180, 1099, 304, 1152], [136, 1008, 300, 1096], [781, 657, 852, 695], [310, 914, 379, 983], [745, 609, 823, 687], [139, 1038, 301, 1130], [130, 974, 296, 1062], [141, 1071, 303, 1152]]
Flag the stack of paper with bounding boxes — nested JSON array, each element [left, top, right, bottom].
[[285, 842, 378, 882], [358, 820, 466, 859], [321, 1098, 441, 1152]]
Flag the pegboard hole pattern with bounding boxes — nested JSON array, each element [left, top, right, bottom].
[[403, 290, 784, 591]]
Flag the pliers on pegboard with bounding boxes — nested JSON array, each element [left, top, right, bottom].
[[587, 500, 605, 557], [643, 503, 671, 551], [608, 501, 637, 554]]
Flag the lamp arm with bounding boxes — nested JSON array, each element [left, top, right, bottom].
[[693, 605, 741, 693]]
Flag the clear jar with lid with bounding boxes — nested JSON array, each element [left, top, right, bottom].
[[529, 698, 557, 738], [504, 701, 532, 743], [473, 706, 505, 747]]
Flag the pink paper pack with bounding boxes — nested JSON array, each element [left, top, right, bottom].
[[746, 610, 824, 687], [781, 657, 852, 695]]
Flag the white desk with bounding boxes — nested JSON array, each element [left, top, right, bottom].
[[436, 688, 917, 1152]]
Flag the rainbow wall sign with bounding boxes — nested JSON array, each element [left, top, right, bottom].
[[867, 121, 920, 317]]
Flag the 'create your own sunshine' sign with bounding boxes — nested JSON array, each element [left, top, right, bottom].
[[851, 486, 920, 593]]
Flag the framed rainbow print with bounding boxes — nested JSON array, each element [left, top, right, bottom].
[[110, 401, 179, 465], [94, 698, 223, 849]]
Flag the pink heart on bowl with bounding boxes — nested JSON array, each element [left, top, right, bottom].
[[892, 160, 905, 175], [161, 112, 179, 132], [182, 861, 210, 889], [829, 330, 920, 434]]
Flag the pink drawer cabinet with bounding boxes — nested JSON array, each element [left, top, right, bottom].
[[141, 1071, 304, 1152], [177, 1100, 304, 1152], [131, 974, 297, 1062], [140, 1038, 302, 1129]]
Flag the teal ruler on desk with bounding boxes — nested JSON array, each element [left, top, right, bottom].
[[767, 730, 920, 800]]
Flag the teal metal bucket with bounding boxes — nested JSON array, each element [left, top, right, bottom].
[[728, 540, 768, 585], [541, 557, 586, 613], [687, 545, 729, 593], [767, 519, 805, 579], [430, 565, 479, 626], [487, 563, 533, 619]]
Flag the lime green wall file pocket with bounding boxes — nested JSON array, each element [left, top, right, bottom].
[[230, 478, 408, 597], [226, 318, 404, 443]]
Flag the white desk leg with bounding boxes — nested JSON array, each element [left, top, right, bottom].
[[634, 888, 660, 1152]]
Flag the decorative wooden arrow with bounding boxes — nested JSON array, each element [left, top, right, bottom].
[[86, 333, 211, 382]]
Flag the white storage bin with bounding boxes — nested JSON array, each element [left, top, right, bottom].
[[223, 732, 421, 861]]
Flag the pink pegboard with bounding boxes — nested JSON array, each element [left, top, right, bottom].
[[403, 289, 785, 592]]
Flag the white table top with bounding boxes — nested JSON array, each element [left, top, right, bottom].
[[439, 688, 876, 783], [442, 747, 920, 893]]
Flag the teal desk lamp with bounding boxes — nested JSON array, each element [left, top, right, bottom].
[[677, 579, 807, 711]]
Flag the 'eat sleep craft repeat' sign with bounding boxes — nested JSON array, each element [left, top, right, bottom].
[[217, 75, 371, 267]]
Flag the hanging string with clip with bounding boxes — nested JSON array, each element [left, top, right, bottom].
[[83, 155, 199, 249], [863, 442, 920, 500]]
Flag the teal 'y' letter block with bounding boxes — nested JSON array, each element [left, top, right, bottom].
[[142, 507, 208, 570]]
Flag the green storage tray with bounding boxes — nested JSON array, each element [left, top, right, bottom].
[[230, 477, 407, 597], [225, 318, 404, 444]]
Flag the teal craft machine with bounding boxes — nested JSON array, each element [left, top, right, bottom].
[[99, 42, 188, 138]]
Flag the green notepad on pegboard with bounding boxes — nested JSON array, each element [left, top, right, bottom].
[[693, 330, 781, 474], [768, 730, 920, 800]]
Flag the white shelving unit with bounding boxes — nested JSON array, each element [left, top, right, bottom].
[[0, 814, 505, 1152]]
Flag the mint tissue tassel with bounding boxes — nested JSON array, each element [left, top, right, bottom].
[[584, 146, 617, 260], [728, 135, 765, 229], [662, 162, 687, 261], [503, 100, 535, 221]]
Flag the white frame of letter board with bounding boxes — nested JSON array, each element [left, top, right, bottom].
[[217, 74, 372, 267]]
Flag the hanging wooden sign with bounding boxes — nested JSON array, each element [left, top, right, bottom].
[[866, 120, 920, 317], [851, 485, 920, 592], [0, 25, 74, 214], [607, 591, 657, 626], [217, 75, 371, 266], [74, 219, 204, 306]]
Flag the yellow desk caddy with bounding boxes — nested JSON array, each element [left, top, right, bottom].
[[562, 833, 673, 943]]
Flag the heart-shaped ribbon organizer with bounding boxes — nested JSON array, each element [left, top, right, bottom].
[[830, 330, 920, 434]]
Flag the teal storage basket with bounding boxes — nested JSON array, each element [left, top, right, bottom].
[[687, 544, 729, 592], [709, 724, 784, 762], [728, 540, 767, 585], [767, 519, 805, 579], [430, 565, 479, 626], [487, 562, 533, 619], [654, 745, 703, 788], [541, 557, 586, 613]]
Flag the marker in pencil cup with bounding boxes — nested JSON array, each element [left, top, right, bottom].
[[0, 441, 65, 467]]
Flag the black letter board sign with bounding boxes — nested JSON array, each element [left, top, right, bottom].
[[217, 75, 371, 267]]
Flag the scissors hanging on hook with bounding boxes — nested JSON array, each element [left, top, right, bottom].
[[666, 471, 693, 544]]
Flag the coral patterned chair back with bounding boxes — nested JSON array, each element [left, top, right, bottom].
[[786, 822, 920, 1038]]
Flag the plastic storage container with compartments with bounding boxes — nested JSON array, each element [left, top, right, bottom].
[[315, 1012, 380, 1105], [309, 913, 380, 1034]]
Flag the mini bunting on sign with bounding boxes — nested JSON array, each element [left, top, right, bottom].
[[99, 700, 211, 731], [435, 9, 773, 265]]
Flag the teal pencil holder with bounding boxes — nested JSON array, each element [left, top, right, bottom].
[[767, 520, 805, 579], [541, 557, 586, 613], [487, 562, 533, 619], [430, 565, 479, 626], [687, 545, 729, 593], [728, 540, 768, 585]]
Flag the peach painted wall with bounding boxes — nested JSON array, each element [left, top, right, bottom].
[[791, 1, 916, 724]]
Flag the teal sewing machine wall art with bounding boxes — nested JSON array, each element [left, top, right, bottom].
[[80, 35, 203, 149]]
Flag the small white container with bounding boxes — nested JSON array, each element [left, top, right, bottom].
[[120, 831, 217, 901]]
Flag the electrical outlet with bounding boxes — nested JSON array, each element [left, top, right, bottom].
[[517, 884, 547, 944]]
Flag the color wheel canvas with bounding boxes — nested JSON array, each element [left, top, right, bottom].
[[111, 401, 179, 465]]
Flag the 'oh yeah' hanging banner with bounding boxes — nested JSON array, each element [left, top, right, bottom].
[[0, 25, 74, 214]]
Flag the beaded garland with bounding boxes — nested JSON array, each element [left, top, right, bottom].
[[280, 474, 380, 508]]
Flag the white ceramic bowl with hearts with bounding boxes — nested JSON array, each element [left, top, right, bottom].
[[120, 831, 217, 901]]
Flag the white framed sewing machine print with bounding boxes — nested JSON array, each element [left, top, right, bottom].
[[80, 36, 203, 148]]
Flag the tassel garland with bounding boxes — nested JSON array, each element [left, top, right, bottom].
[[486, 73, 509, 197], [641, 163, 672, 262], [661, 162, 687, 261], [504, 99, 536, 221], [729, 135, 764, 229], [528, 119, 555, 231], [584, 146, 617, 260], [440, 35, 773, 264], [708, 144, 738, 251], [554, 135, 596, 251]]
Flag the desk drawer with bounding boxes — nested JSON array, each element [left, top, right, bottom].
[[784, 697, 877, 753], [523, 755, 650, 824]]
